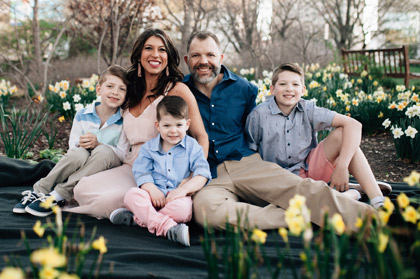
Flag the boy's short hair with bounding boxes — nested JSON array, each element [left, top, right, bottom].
[[187, 31, 220, 53], [272, 63, 305, 86], [156, 96, 189, 121], [98, 65, 129, 86]]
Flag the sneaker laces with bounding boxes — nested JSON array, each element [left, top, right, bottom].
[[20, 190, 37, 204], [34, 193, 50, 203]]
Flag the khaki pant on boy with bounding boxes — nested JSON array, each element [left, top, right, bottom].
[[34, 145, 121, 201]]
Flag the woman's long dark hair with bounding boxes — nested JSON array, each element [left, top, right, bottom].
[[123, 28, 184, 110]]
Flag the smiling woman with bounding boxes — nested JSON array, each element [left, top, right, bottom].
[[65, 28, 209, 222]]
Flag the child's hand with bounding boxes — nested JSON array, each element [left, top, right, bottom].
[[79, 132, 99, 149], [142, 183, 166, 209], [166, 187, 188, 204], [330, 165, 350, 192]]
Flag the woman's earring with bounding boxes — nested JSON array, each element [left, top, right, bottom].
[[138, 63, 142, 77], [166, 66, 169, 76]]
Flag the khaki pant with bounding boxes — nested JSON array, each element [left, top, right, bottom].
[[34, 145, 121, 201], [193, 153, 374, 232]]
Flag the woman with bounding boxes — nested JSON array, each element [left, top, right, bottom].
[[66, 28, 208, 219]]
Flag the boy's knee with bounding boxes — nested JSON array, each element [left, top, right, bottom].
[[91, 145, 120, 167], [66, 148, 90, 164]]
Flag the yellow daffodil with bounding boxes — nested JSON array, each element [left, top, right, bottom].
[[58, 273, 80, 279], [299, 252, 307, 262], [278, 228, 288, 243], [373, 81, 378, 86], [40, 196, 55, 209], [39, 266, 60, 279], [59, 91, 67, 99], [354, 217, 363, 229], [403, 171, 420, 186], [402, 206, 420, 224], [0, 267, 25, 279], [289, 195, 306, 209], [397, 193, 410, 209], [31, 247, 66, 268], [58, 116, 65, 123], [288, 216, 305, 236], [92, 236, 108, 254], [331, 213, 345, 235], [251, 229, 267, 244], [378, 112, 384, 118], [33, 220, 45, 237], [378, 232, 389, 253], [378, 210, 391, 226], [383, 197, 394, 213]]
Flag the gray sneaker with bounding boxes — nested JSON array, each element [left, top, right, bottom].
[[167, 224, 190, 246], [110, 208, 134, 226]]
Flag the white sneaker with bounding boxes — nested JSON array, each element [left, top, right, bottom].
[[349, 181, 392, 196]]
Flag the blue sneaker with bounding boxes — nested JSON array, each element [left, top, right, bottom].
[[25, 194, 65, 217], [13, 190, 39, 214]]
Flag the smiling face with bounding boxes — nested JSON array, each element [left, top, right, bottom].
[[140, 36, 168, 77], [185, 37, 223, 85], [270, 70, 305, 115], [156, 113, 191, 151], [96, 75, 127, 110]]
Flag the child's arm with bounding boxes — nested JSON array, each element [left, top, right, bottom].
[[166, 138, 211, 203], [110, 130, 130, 161], [68, 113, 85, 149], [245, 108, 262, 151], [166, 175, 208, 203], [329, 113, 362, 191], [132, 143, 166, 208]]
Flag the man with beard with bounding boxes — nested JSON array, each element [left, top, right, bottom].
[[183, 31, 375, 232]]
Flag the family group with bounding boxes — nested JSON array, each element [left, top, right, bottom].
[[13, 29, 391, 247]]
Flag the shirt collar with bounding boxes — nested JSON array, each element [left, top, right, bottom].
[[149, 134, 188, 153], [84, 101, 123, 123], [269, 97, 304, 116]]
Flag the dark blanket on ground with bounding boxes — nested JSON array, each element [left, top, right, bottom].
[[0, 156, 418, 278]]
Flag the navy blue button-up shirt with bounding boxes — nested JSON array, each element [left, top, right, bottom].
[[184, 65, 258, 178]]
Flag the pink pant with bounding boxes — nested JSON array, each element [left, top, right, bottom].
[[124, 188, 192, 236]]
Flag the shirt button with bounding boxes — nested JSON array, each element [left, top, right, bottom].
[[287, 143, 290, 146], [215, 150, 219, 153], [287, 117, 289, 120], [288, 156, 291, 159], [287, 130, 289, 133], [212, 140, 215, 142], [211, 104, 215, 107], [168, 169, 171, 172], [212, 122, 215, 126], [168, 152, 171, 155]]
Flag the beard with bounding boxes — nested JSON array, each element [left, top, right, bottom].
[[189, 63, 221, 84]]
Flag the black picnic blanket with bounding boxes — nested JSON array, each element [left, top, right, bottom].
[[0, 156, 419, 278]]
